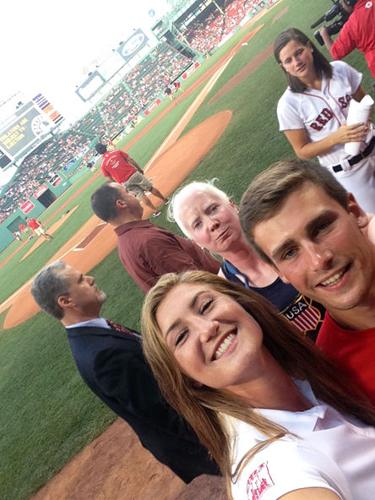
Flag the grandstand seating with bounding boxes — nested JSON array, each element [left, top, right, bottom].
[[0, 42, 192, 222], [182, 0, 265, 54], [0, 1, 272, 224]]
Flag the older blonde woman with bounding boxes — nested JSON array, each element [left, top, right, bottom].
[[169, 181, 325, 340]]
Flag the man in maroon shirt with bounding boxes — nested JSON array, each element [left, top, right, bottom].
[[95, 143, 168, 216], [91, 183, 220, 292]]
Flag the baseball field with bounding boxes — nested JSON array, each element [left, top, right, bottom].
[[0, 1, 372, 498]]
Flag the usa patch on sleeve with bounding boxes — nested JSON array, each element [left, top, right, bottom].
[[246, 462, 274, 500]]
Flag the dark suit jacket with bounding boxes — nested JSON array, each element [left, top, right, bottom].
[[66, 325, 219, 482]]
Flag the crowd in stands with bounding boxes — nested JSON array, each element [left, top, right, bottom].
[[181, 0, 269, 54], [0, 0, 273, 225], [0, 42, 192, 225], [125, 43, 191, 105], [0, 132, 92, 223]]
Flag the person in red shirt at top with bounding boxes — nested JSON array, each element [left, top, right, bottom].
[[26, 218, 53, 240], [320, 0, 375, 79], [95, 143, 168, 217]]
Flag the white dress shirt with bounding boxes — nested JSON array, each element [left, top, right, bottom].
[[225, 380, 375, 500], [65, 318, 110, 329]]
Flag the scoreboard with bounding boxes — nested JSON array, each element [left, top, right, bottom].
[[0, 95, 64, 163], [0, 150, 11, 169], [0, 102, 52, 161]]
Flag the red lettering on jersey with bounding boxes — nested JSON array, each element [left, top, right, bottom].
[[310, 122, 323, 131], [316, 115, 328, 126], [321, 108, 333, 120], [338, 97, 346, 108], [338, 94, 351, 109], [310, 107, 333, 131], [246, 462, 274, 500]]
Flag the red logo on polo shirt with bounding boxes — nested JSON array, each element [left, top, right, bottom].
[[246, 462, 274, 500]]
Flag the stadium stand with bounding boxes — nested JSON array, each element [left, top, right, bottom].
[[125, 43, 192, 106], [0, 43, 192, 222], [179, 0, 267, 54], [0, 0, 274, 225]]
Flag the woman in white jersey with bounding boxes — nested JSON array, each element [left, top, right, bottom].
[[275, 28, 375, 212], [142, 271, 375, 500]]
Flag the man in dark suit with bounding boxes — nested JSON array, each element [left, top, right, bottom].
[[31, 261, 219, 483]]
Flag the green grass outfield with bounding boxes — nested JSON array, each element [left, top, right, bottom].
[[1, 1, 373, 497]]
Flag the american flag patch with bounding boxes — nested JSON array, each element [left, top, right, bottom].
[[246, 462, 274, 500], [282, 295, 323, 334]]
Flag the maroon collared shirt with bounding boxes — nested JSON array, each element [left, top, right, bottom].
[[115, 220, 220, 292]]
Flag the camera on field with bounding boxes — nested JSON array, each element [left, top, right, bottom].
[[311, 0, 350, 46]]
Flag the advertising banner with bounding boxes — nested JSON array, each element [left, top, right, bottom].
[[76, 71, 106, 102], [117, 29, 149, 63], [20, 200, 35, 214]]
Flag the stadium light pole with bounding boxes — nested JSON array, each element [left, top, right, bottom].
[[212, 0, 224, 15]]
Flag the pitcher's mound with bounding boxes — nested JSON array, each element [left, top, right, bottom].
[[146, 109, 233, 191], [2, 110, 232, 330]]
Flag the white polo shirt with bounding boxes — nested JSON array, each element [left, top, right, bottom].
[[224, 380, 375, 500]]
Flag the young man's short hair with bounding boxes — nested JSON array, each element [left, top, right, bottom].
[[91, 183, 121, 222], [239, 159, 349, 262]]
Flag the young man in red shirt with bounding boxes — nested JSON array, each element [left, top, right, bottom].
[[95, 143, 168, 217], [239, 159, 375, 404]]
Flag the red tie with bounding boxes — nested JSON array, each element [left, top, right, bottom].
[[106, 319, 141, 339]]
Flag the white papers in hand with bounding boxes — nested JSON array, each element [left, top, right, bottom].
[[345, 94, 374, 156]]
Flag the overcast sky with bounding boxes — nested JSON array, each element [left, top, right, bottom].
[[1, 0, 170, 121]]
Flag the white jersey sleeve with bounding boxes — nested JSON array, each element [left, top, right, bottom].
[[277, 90, 304, 132], [332, 60, 362, 94], [231, 439, 349, 500]]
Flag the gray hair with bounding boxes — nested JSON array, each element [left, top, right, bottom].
[[31, 261, 70, 319], [168, 179, 230, 238]]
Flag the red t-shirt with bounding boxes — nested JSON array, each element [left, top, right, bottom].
[[27, 218, 40, 230], [317, 312, 375, 404], [331, 0, 375, 77], [100, 150, 136, 184]]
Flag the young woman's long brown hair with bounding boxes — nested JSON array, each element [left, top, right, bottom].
[[142, 271, 375, 498], [274, 27, 332, 92]]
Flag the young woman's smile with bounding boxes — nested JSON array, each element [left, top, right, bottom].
[[156, 283, 264, 390]]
